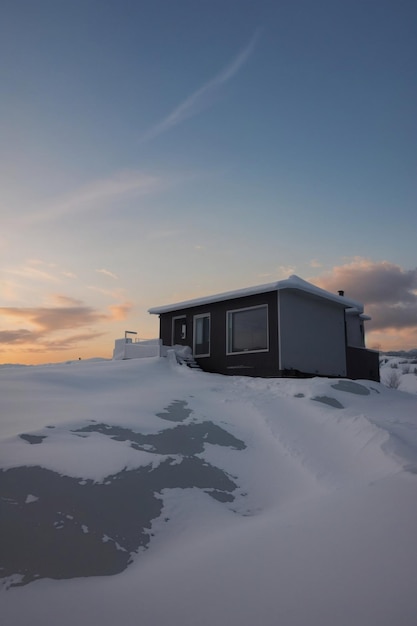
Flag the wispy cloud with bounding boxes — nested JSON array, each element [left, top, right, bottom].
[[88, 285, 124, 298], [8, 264, 59, 283], [141, 30, 260, 142], [96, 268, 119, 280], [146, 228, 184, 240], [21, 170, 162, 225], [3, 260, 79, 302], [256, 265, 296, 281], [277, 265, 296, 278], [48, 294, 84, 307]]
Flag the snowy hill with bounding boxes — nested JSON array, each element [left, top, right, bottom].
[[1, 356, 417, 626]]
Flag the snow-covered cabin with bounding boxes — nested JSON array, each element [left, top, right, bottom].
[[148, 275, 380, 381]]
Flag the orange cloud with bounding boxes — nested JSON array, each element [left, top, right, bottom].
[[0, 305, 107, 333], [367, 327, 417, 352], [313, 259, 417, 305], [312, 259, 417, 350], [0, 329, 35, 345], [0, 295, 133, 362], [108, 301, 133, 321], [38, 331, 106, 352]]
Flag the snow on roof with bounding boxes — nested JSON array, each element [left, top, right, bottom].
[[345, 308, 372, 321], [148, 274, 363, 315]]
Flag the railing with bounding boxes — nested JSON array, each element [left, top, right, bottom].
[[132, 337, 156, 344], [113, 338, 162, 360]]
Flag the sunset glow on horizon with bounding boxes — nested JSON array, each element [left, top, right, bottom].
[[1, 1, 416, 364]]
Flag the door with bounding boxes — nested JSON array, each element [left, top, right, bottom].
[[193, 314, 210, 357], [172, 316, 188, 345]]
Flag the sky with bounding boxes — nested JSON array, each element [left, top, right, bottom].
[[1, 0, 416, 364]]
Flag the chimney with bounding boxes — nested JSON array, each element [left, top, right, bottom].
[[338, 290, 344, 297]]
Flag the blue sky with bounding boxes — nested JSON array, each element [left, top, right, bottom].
[[1, 0, 416, 362]]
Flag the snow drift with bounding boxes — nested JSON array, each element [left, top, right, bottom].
[[1, 356, 416, 626]]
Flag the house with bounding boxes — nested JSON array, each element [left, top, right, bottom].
[[148, 275, 380, 381]]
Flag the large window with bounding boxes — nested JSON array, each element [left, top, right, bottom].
[[227, 305, 268, 354], [194, 314, 210, 357]]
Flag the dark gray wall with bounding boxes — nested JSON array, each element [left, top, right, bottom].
[[346, 347, 380, 381], [158, 291, 279, 377]]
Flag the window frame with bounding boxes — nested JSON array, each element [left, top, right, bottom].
[[193, 313, 211, 358], [226, 304, 269, 355]]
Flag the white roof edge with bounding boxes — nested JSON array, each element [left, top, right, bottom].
[[148, 275, 363, 315]]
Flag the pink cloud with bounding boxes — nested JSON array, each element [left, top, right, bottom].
[[312, 259, 417, 349]]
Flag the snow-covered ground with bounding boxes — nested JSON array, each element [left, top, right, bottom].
[[1, 355, 417, 626], [380, 353, 417, 395]]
